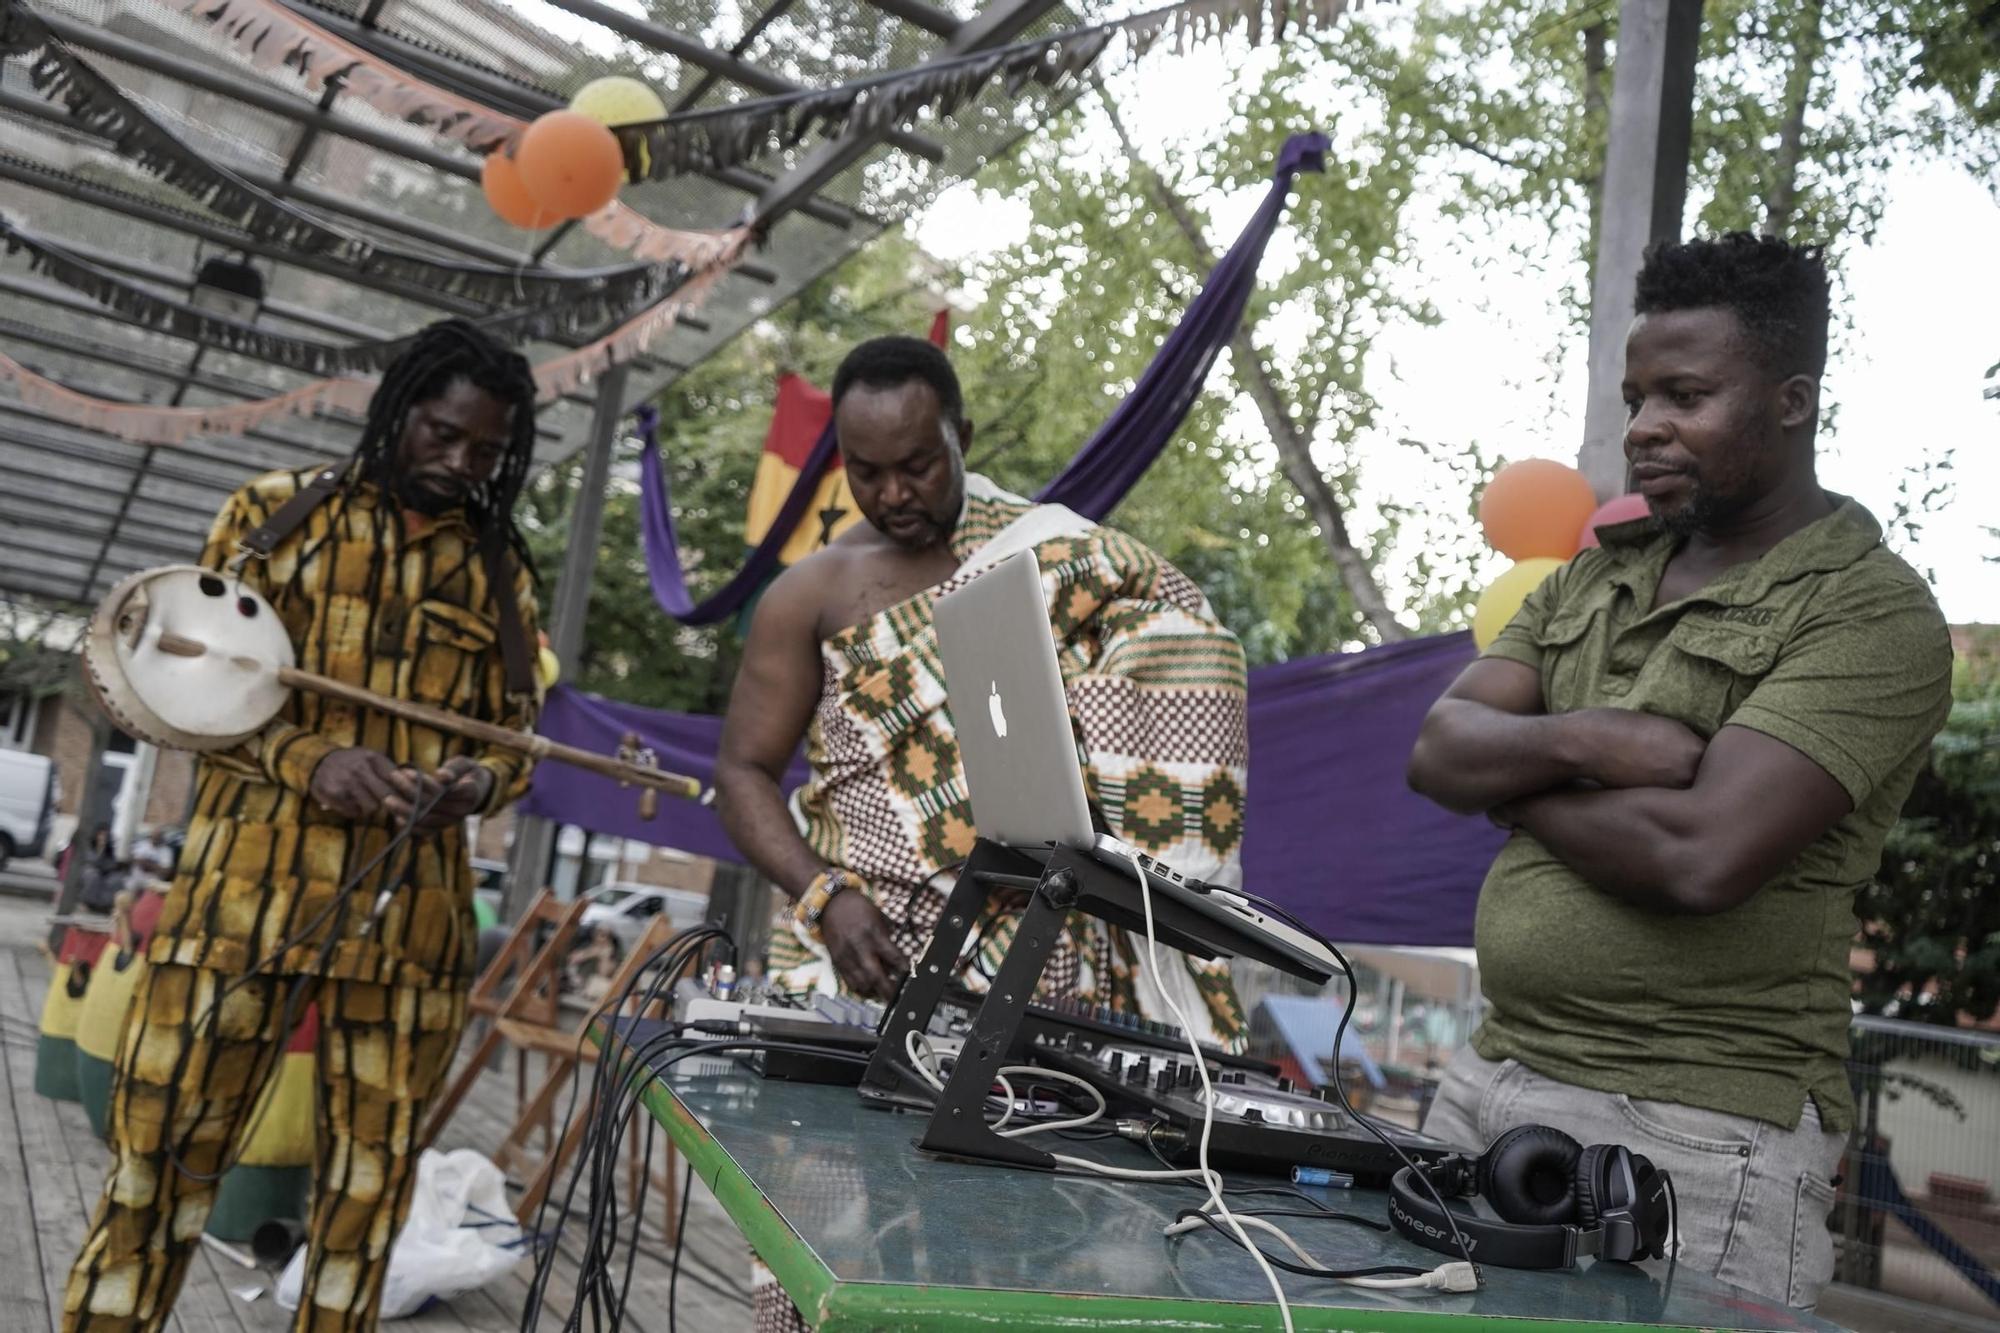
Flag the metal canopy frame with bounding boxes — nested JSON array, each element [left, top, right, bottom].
[[0, 0, 1085, 609]]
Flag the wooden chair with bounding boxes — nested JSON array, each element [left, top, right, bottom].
[[427, 894, 689, 1234]]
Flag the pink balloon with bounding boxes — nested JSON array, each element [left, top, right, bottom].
[[1577, 493, 1652, 550]]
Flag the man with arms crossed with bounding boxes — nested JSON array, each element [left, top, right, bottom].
[[1407, 235, 1952, 1308]]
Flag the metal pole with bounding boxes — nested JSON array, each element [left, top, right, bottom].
[[49, 703, 114, 948], [1577, 0, 1705, 499], [112, 741, 158, 856], [502, 366, 629, 920]]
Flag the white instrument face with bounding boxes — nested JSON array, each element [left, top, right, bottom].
[[84, 565, 295, 752]]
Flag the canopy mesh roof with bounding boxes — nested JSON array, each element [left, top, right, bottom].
[[0, 0, 1086, 606]]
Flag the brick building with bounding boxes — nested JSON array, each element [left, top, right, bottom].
[[2, 688, 196, 851]]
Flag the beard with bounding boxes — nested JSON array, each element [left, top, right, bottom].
[[877, 508, 950, 550], [1648, 474, 1752, 538], [396, 473, 466, 516]]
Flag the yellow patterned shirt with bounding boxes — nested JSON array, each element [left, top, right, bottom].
[[148, 466, 539, 989]]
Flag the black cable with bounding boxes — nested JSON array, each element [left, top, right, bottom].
[[667, 1160, 693, 1333], [539, 1038, 870, 1332], [1228, 1206, 1391, 1231], [525, 923, 892, 1333], [522, 931, 697, 1327], [1170, 1208, 1430, 1282], [1211, 886, 1483, 1278], [1131, 1123, 1389, 1223], [523, 926, 734, 1331], [959, 906, 1006, 981]]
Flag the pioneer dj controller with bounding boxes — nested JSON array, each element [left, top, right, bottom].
[[1014, 1003, 1464, 1182]]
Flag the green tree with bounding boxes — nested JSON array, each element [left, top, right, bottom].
[[520, 231, 950, 712], [1397, 0, 2000, 310], [561, 0, 2000, 696], [1856, 681, 2000, 1025]]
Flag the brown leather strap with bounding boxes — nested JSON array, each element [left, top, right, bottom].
[[235, 464, 536, 697], [233, 464, 345, 565], [481, 531, 538, 698]]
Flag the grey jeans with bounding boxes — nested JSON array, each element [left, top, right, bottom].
[[1421, 1045, 1849, 1310]]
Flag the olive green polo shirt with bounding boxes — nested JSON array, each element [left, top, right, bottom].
[[1472, 497, 1952, 1131]]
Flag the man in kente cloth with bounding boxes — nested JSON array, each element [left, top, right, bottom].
[[717, 332, 1251, 1323], [718, 333, 1252, 1024]]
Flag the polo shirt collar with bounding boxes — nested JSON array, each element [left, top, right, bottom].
[[1593, 493, 1882, 608]]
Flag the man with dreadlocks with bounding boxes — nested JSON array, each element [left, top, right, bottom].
[[66, 320, 546, 1331]]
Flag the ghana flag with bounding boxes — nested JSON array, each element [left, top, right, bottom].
[[743, 310, 949, 565]]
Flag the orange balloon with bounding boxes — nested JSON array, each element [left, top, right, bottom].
[[481, 151, 559, 229], [1478, 459, 1599, 561], [514, 111, 625, 221]]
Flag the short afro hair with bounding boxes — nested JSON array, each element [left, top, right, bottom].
[[1633, 232, 1830, 378], [831, 335, 965, 427]]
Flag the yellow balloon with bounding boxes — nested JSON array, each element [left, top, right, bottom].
[[569, 76, 667, 177], [1471, 558, 1565, 650], [537, 646, 562, 689]]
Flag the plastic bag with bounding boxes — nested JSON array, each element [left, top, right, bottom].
[[276, 1148, 526, 1319]]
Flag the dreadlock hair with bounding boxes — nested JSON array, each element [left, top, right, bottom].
[[352, 318, 541, 579], [1633, 232, 1831, 380]]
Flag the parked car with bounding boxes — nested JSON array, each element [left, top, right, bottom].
[[578, 882, 708, 952], [0, 749, 57, 872]]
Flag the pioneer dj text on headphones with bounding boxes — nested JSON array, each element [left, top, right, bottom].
[[1388, 1125, 1675, 1270]]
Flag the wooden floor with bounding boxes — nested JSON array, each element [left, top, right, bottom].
[[0, 906, 751, 1332]]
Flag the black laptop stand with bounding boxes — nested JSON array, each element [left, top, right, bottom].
[[858, 836, 1323, 1170]]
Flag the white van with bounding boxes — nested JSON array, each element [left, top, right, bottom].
[[0, 749, 57, 871]]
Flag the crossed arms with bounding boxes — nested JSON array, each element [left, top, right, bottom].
[[1405, 657, 1851, 915]]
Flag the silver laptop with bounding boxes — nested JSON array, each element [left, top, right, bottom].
[[933, 550, 1336, 978]]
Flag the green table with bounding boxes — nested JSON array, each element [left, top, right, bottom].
[[634, 1048, 1846, 1332]]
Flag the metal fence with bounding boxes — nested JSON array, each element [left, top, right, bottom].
[[1836, 1015, 2000, 1321]]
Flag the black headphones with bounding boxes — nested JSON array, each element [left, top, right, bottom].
[[1389, 1125, 1673, 1270]]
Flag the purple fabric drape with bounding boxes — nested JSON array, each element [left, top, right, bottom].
[[636, 131, 1330, 625], [638, 404, 839, 625], [1240, 632, 1503, 947], [1037, 131, 1329, 517], [521, 630, 1502, 948], [517, 685, 810, 864]]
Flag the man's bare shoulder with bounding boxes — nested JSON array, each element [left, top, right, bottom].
[[755, 546, 857, 632], [774, 541, 860, 591]]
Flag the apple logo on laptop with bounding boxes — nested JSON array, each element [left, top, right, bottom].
[[988, 680, 1009, 739]]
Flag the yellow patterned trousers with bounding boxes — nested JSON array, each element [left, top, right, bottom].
[[64, 964, 467, 1331]]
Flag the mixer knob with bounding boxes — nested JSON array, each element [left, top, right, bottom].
[[1276, 1076, 1295, 1094]]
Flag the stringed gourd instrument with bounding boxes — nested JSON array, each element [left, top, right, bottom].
[[81, 565, 698, 817]]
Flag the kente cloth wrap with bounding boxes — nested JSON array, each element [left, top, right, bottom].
[[768, 475, 1249, 1046]]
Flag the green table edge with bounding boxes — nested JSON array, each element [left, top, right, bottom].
[[632, 1073, 1740, 1333]]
